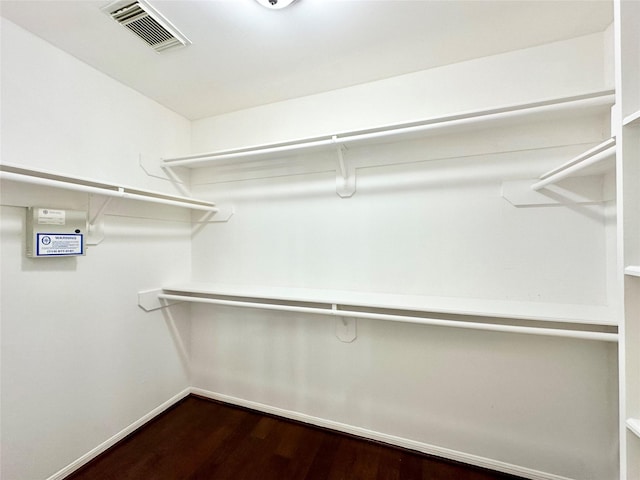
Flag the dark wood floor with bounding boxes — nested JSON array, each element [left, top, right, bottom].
[[66, 395, 525, 480]]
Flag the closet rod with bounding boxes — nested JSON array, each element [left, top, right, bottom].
[[531, 142, 616, 191], [623, 109, 640, 127], [336, 94, 613, 147], [625, 266, 640, 277], [627, 419, 640, 439], [163, 91, 615, 168], [0, 170, 219, 212], [158, 293, 618, 342], [164, 138, 335, 166]]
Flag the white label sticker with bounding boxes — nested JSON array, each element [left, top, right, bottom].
[[37, 209, 66, 225], [36, 233, 83, 256]]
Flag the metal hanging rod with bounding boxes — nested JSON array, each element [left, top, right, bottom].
[[157, 293, 617, 343], [625, 266, 640, 277], [627, 419, 640, 439], [623, 109, 640, 127], [0, 165, 218, 212], [162, 90, 615, 169], [531, 138, 616, 191]]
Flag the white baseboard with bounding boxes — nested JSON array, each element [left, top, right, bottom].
[[46, 388, 191, 480], [47, 386, 573, 480], [190, 387, 573, 480]]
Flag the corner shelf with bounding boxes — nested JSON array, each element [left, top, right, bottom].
[[138, 283, 617, 342], [0, 163, 218, 212]]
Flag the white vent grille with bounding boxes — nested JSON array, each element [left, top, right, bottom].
[[105, 0, 190, 53]]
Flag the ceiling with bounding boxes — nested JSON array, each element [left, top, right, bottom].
[[0, 0, 613, 121]]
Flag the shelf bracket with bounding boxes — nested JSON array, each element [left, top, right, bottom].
[[192, 205, 234, 225], [333, 304, 357, 342], [138, 288, 181, 312], [501, 176, 610, 207], [139, 154, 190, 195], [333, 136, 356, 198], [87, 195, 115, 246], [89, 195, 114, 226]]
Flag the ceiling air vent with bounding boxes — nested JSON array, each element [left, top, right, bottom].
[[103, 0, 191, 53]]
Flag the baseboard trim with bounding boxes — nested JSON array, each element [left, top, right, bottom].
[[46, 388, 191, 480], [47, 386, 573, 480], [190, 387, 573, 480]]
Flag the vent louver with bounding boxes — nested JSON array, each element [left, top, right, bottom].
[[104, 0, 190, 53]]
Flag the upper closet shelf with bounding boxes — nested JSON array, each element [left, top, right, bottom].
[[531, 137, 616, 191], [623, 109, 640, 127], [0, 164, 218, 212], [162, 90, 614, 169], [138, 283, 617, 342]]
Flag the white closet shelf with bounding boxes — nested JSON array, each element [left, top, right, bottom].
[[162, 90, 614, 169], [0, 164, 218, 212], [625, 266, 640, 277], [627, 419, 640, 438], [139, 283, 617, 342], [531, 138, 616, 191], [623, 109, 640, 127]]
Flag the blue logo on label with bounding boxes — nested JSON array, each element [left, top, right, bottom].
[[41, 236, 51, 245]]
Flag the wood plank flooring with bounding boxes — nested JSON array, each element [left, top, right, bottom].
[[65, 395, 525, 480]]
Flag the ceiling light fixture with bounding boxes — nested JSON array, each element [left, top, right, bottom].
[[255, 0, 298, 10]]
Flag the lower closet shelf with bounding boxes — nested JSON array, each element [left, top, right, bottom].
[[138, 284, 617, 342]]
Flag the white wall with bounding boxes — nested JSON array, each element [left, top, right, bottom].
[[191, 32, 609, 152], [0, 19, 192, 480], [0, 18, 619, 480], [0, 19, 190, 190], [187, 32, 619, 479]]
